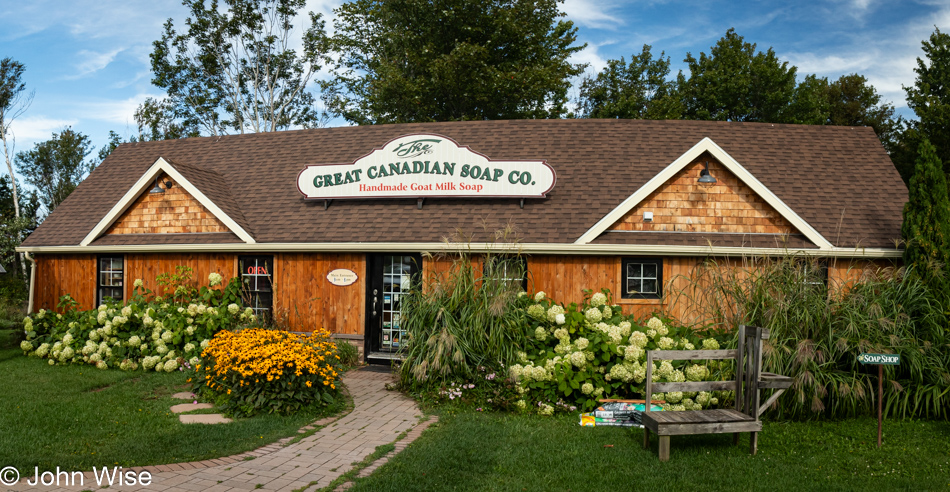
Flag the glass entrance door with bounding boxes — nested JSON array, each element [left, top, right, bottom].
[[366, 254, 421, 360]]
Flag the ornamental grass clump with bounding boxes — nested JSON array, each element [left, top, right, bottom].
[[511, 289, 730, 414], [670, 255, 950, 420], [194, 327, 342, 417], [399, 247, 531, 386], [21, 267, 254, 371]]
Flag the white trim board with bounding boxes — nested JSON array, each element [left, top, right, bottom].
[[574, 137, 835, 250], [79, 157, 256, 246], [18, 242, 902, 259]]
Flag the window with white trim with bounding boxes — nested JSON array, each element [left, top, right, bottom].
[[483, 256, 527, 291], [621, 258, 662, 299], [239, 256, 273, 319], [800, 258, 829, 288], [97, 255, 124, 304]]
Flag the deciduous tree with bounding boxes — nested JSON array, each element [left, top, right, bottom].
[[15, 127, 96, 215], [0, 58, 32, 221], [677, 29, 798, 122], [0, 175, 39, 280], [576, 45, 681, 119], [148, 0, 330, 135], [899, 27, 950, 185], [325, 0, 586, 124]]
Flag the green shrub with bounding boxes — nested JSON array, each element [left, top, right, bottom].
[[194, 327, 342, 417], [670, 255, 950, 419], [334, 339, 360, 367], [21, 267, 256, 371]]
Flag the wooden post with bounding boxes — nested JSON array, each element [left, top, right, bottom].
[[644, 349, 654, 449], [877, 364, 883, 448], [659, 435, 670, 462]]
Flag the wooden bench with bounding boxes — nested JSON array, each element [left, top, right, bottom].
[[641, 325, 791, 461]]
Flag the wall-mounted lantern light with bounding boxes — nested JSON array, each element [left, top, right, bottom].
[[698, 161, 717, 186]]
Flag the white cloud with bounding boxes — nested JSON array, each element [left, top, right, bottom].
[[570, 40, 616, 74], [6, 116, 77, 142], [69, 48, 124, 79], [561, 0, 625, 29], [77, 94, 160, 127]]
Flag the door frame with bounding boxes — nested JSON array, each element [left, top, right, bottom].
[[364, 253, 422, 363]]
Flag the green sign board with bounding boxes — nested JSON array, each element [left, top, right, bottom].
[[858, 353, 900, 365]]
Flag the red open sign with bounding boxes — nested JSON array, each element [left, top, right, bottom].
[[246, 266, 269, 275]]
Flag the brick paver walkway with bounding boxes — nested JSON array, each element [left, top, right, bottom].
[[6, 368, 431, 492]]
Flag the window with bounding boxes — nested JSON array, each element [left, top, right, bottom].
[[239, 256, 274, 319], [800, 258, 829, 288], [483, 256, 527, 291], [621, 258, 663, 299], [97, 255, 124, 304]]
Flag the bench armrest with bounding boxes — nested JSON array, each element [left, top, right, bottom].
[[758, 372, 792, 390]]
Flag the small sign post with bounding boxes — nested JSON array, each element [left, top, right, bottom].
[[858, 353, 900, 448]]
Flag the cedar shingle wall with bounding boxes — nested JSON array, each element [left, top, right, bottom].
[[609, 158, 798, 234], [106, 173, 229, 235]]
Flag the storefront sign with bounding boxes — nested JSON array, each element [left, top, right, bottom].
[[297, 134, 556, 199], [327, 269, 358, 286]]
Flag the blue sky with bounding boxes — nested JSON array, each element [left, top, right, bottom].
[[2, 0, 948, 158]]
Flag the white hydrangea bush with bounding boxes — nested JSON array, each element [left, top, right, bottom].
[[21, 271, 257, 372], [510, 288, 729, 414]]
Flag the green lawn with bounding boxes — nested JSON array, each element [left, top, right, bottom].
[[0, 330, 345, 474], [347, 408, 950, 491]]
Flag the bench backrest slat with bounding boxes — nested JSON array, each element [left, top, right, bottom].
[[651, 380, 737, 392], [647, 349, 738, 360]]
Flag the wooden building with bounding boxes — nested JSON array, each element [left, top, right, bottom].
[[17, 120, 906, 362]]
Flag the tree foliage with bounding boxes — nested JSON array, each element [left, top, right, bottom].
[[0, 175, 39, 281], [677, 28, 798, 122], [902, 138, 950, 298], [133, 97, 202, 141], [826, 74, 901, 149], [15, 127, 96, 215], [149, 0, 330, 135], [325, 0, 586, 125], [900, 27, 950, 185], [576, 45, 681, 119], [0, 57, 33, 220]]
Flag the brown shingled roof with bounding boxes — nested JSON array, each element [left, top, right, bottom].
[[591, 232, 818, 249], [164, 158, 254, 239], [21, 120, 906, 250], [89, 233, 244, 246]]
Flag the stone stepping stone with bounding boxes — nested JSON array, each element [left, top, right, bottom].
[[170, 403, 214, 413], [172, 392, 197, 400], [179, 414, 232, 424]]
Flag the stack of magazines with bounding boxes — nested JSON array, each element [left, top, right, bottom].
[[578, 400, 664, 427]]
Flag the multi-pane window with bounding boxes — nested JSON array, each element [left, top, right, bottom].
[[380, 256, 416, 350], [239, 256, 273, 319], [800, 259, 829, 288], [483, 256, 527, 291], [97, 256, 124, 304], [621, 258, 663, 299]]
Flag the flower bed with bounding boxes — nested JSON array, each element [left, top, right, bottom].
[[20, 270, 254, 371], [194, 327, 342, 416], [510, 290, 729, 414]]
